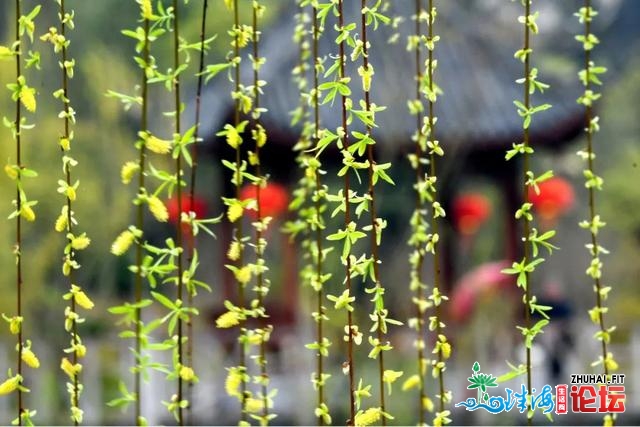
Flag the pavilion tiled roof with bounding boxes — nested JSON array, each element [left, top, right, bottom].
[[187, 0, 639, 156]]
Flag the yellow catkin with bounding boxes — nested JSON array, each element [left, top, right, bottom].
[[0, 375, 20, 395], [235, 266, 251, 285], [148, 196, 169, 222], [355, 408, 382, 427], [4, 164, 18, 180], [141, 0, 153, 19], [71, 234, 91, 250], [225, 368, 242, 398], [120, 161, 139, 184], [71, 406, 83, 424], [179, 366, 195, 382], [20, 86, 36, 112], [66, 185, 76, 201], [227, 240, 241, 261], [9, 316, 22, 335], [225, 125, 242, 149], [253, 124, 267, 147], [55, 209, 68, 232], [75, 343, 86, 358], [247, 332, 262, 346], [72, 285, 94, 310], [20, 204, 36, 222], [111, 230, 135, 255], [236, 29, 251, 50], [145, 134, 172, 155], [245, 397, 264, 413], [62, 257, 73, 276], [434, 412, 448, 427], [402, 374, 420, 391], [227, 203, 243, 223], [423, 396, 434, 412], [22, 348, 40, 369], [216, 311, 240, 329], [605, 354, 619, 372], [60, 357, 82, 379], [441, 342, 451, 360]]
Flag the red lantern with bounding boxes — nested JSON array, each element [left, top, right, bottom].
[[167, 195, 208, 225], [240, 182, 289, 219], [528, 177, 574, 224], [452, 193, 492, 236]]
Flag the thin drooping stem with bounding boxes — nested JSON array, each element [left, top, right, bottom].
[[521, 0, 533, 424], [59, 0, 79, 424], [232, 0, 248, 420], [581, 2, 612, 423], [312, 5, 326, 424], [359, 0, 386, 421], [413, 0, 426, 423], [134, 11, 150, 427], [426, 0, 446, 413], [337, 0, 356, 422], [251, 3, 270, 420], [584, 0, 609, 378], [186, 0, 209, 423], [172, 0, 185, 424], [189, 0, 208, 221], [14, 0, 24, 421]]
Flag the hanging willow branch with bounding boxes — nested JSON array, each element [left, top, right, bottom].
[[230, 0, 249, 419], [309, 3, 331, 425], [14, 3, 26, 420], [12, 1, 26, 424], [171, 0, 186, 424], [421, 1, 451, 425], [215, 0, 255, 422], [575, 2, 618, 426], [358, 1, 400, 424], [185, 0, 209, 424], [405, 0, 429, 423], [314, 0, 361, 423], [2, 1, 40, 425], [335, 0, 356, 422], [285, 2, 332, 424], [107, 1, 155, 425], [503, 0, 555, 424], [41, 0, 94, 424], [246, 1, 277, 424], [108, 1, 197, 424], [134, 3, 150, 425]]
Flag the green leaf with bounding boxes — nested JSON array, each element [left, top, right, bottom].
[[496, 366, 526, 383], [531, 319, 549, 334], [151, 291, 176, 310], [202, 63, 231, 83], [108, 304, 133, 315]]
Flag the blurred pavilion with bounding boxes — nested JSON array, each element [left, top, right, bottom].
[[184, 0, 640, 347]]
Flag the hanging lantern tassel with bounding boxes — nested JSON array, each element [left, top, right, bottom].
[[528, 176, 575, 230]]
